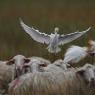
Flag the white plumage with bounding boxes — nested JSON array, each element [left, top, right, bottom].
[[63, 45, 88, 65], [20, 19, 91, 53]]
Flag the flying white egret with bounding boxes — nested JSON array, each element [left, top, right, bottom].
[[20, 19, 91, 53]]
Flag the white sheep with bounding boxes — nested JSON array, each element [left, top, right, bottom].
[[53, 59, 71, 70], [21, 56, 51, 74], [8, 58, 65, 95], [76, 63, 95, 86], [0, 61, 14, 94], [6, 54, 30, 78], [8, 62, 95, 95], [42, 59, 69, 76]]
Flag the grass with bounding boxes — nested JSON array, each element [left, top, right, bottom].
[[0, 0, 94, 63]]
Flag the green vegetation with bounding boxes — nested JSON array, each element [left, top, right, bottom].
[[0, 0, 94, 62]]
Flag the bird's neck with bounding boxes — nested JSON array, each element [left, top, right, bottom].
[[54, 31, 58, 35]]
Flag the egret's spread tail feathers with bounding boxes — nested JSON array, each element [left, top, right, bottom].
[[47, 46, 61, 53]]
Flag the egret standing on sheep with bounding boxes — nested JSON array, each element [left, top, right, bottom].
[[63, 46, 88, 66], [63, 44, 95, 66], [20, 19, 91, 53]]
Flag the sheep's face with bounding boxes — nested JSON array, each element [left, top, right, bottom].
[[6, 55, 30, 78], [77, 64, 95, 86]]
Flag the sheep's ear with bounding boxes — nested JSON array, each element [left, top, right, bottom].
[[24, 58, 30, 63], [76, 69, 85, 76], [6, 59, 15, 65]]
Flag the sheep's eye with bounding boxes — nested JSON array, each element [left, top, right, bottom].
[[40, 64, 47, 67], [24, 59, 30, 63], [6, 59, 15, 65]]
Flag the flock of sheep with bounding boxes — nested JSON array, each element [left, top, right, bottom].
[[0, 19, 95, 95], [0, 39, 95, 95]]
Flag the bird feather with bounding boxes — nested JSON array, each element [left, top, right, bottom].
[[20, 19, 50, 44], [59, 27, 91, 45]]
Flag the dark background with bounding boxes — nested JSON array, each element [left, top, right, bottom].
[[0, 0, 95, 63]]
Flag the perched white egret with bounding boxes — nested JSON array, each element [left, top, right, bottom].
[[63, 45, 89, 65], [20, 19, 91, 53]]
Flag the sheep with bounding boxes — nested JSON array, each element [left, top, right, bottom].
[[6, 54, 30, 78], [0, 54, 29, 94], [41, 58, 72, 74], [6, 55, 51, 78], [21, 56, 51, 74], [8, 59, 59, 95], [22, 57, 50, 73], [0, 61, 14, 94], [76, 63, 95, 86], [43, 59, 71, 74], [8, 62, 95, 95], [53, 59, 71, 70], [28, 56, 51, 66]]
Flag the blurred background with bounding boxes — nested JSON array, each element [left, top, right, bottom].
[[0, 0, 95, 63]]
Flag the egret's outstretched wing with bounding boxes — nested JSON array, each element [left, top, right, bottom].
[[20, 19, 50, 44], [59, 27, 91, 45]]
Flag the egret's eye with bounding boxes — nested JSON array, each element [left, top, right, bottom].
[[6, 59, 15, 65], [24, 59, 30, 63]]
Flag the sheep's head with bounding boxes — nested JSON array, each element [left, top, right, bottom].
[[53, 59, 70, 70], [22, 59, 48, 73], [6, 55, 30, 78], [76, 63, 95, 87]]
